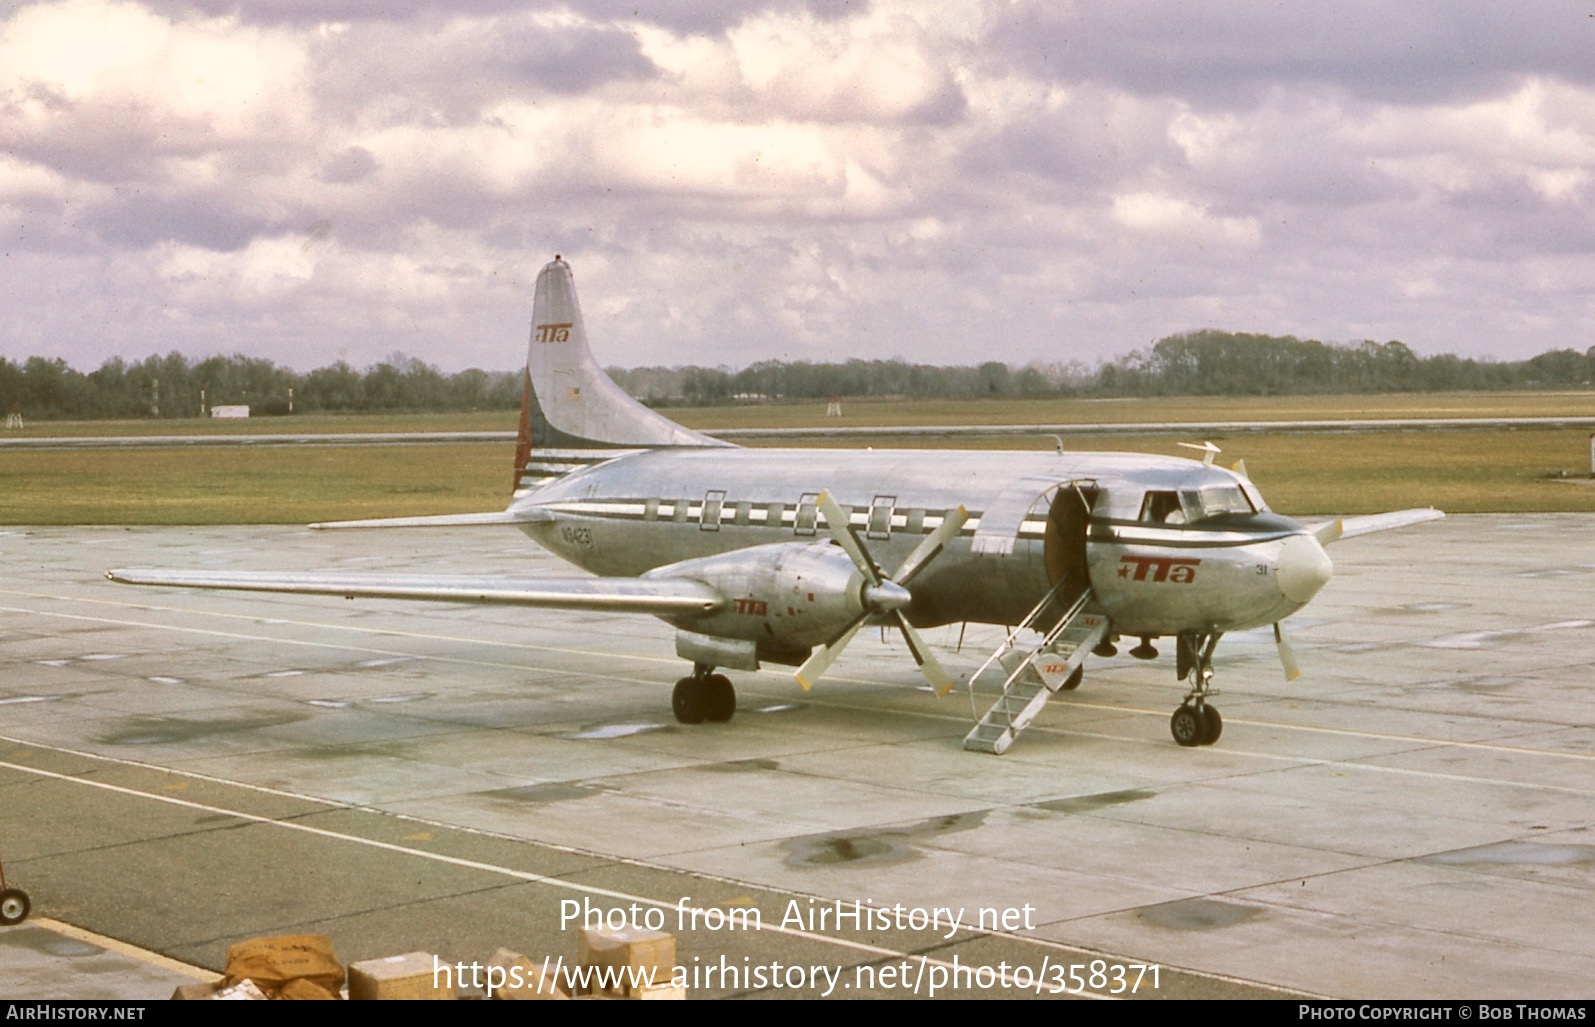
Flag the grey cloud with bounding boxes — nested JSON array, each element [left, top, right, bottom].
[[986, 2, 1595, 107], [318, 146, 379, 184], [185, 0, 866, 34], [85, 191, 284, 251]]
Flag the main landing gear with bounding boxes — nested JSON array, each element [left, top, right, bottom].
[[672, 663, 736, 725], [1170, 631, 1224, 747]]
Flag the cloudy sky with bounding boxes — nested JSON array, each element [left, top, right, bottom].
[[2, 1, 1593, 374]]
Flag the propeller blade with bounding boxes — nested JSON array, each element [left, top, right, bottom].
[[816, 491, 881, 586], [794, 614, 866, 690], [1274, 622, 1302, 682], [1231, 458, 1249, 480], [891, 504, 968, 586], [895, 611, 956, 696], [1313, 518, 1344, 546]]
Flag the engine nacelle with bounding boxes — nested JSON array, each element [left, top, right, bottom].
[[643, 541, 874, 657]]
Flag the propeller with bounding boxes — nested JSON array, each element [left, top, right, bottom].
[[1273, 622, 1301, 682], [794, 492, 969, 696]]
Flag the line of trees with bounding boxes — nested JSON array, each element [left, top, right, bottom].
[[0, 353, 522, 419], [1, 331, 1591, 419]]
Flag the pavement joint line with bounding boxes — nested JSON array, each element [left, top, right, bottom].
[[0, 603, 665, 685], [0, 585, 978, 691], [1056, 698, 1595, 763], [25, 918, 219, 983], [0, 753, 1095, 996], [0, 587, 682, 666]]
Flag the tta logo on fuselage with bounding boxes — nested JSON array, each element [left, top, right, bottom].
[[1117, 556, 1201, 583], [535, 322, 573, 343]]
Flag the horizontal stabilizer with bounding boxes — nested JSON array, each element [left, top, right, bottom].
[[1325, 508, 1445, 541], [107, 568, 724, 616], [309, 509, 552, 530]]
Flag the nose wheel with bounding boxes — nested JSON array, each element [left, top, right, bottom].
[[1171, 632, 1224, 747], [672, 664, 736, 724]]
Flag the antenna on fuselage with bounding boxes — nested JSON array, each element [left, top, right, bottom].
[[1177, 441, 1221, 468]]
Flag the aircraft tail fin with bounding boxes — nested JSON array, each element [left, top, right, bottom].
[[513, 256, 728, 495]]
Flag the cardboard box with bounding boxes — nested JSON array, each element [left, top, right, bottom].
[[487, 948, 569, 1000], [278, 978, 341, 1000], [348, 951, 456, 1001], [224, 934, 344, 996], [577, 926, 675, 997]]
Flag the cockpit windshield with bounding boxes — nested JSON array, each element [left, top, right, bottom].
[[1191, 485, 1254, 519]]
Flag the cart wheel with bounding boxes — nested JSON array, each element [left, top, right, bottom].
[[0, 887, 30, 926]]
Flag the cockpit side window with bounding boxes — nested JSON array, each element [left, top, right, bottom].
[[1139, 491, 1186, 524]]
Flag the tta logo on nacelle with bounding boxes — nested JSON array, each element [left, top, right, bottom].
[[1117, 556, 1201, 583], [535, 322, 573, 343]]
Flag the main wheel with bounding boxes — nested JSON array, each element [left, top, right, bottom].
[[0, 887, 30, 926], [1059, 666, 1083, 691], [671, 677, 707, 725], [1170, 704, 1205, 747], [1201, 705, 1223, 745], [704, 674, 736, 723]]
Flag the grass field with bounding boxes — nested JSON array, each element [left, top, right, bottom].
[[1, 392, 1591, 523]]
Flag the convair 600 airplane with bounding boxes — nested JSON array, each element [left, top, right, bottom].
[[111, 258, 1442, 753]]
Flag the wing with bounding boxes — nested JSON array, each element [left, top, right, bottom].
[[1309, 507, 1445, 545], [106, 568, 723, 617], [308, 509, 553, 530]]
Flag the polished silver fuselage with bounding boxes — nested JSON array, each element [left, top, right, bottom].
[[511, 446, 1318, 638]]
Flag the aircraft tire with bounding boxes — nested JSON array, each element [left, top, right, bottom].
[[1202, 705, 1223, 745], [672, 678, 707, 725], [1170, 705, 1205, 747], [704, 674, 736, 723], [1060, 667, 1083, 691], [0, 888, 30, 926]]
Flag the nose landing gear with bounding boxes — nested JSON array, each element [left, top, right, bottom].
[[672, 663, 736, 724], [1171, 631, 1223, 747]]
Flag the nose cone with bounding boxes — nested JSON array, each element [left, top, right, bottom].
[[1278, 534, 1333, 604]]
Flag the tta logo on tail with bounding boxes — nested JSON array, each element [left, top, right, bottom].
[[534, 322, 573, 343]]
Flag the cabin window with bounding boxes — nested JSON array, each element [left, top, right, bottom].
[[794, 492, 819, 536], [643, 498, 659, 522], [765, 502, 785, 528], [867, 495, 896, 540], [700, 490, 725, 531], [733, 501, 752, 526]]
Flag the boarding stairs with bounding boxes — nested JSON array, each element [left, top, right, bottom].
[[963, 587, 1108, 755]]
